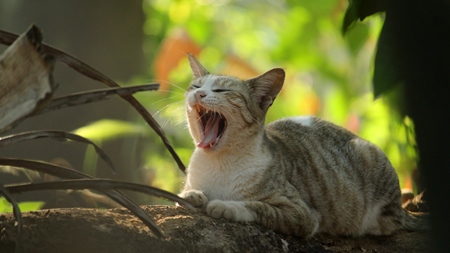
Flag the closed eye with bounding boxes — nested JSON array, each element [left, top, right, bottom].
[[213, 89, 229, 93], [192, 85, 201, 89]]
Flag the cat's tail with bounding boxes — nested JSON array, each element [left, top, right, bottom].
[[402, 210, 430, 231]]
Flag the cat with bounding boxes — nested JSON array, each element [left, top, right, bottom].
[[179, 53, 425, 238]]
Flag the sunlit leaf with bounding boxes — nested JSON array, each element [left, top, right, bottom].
[[0, 197, 10, 212], [73, 119, 146, 143], [359, 98, 390, 147], [0, 187, 23, 239], [346, 23, 369, 55], [342, 0, 388, 34], [325, 88, 349, 125], [18, 201, 45, 212]]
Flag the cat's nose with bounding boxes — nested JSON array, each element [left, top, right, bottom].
[[195, 90, 207, 100]]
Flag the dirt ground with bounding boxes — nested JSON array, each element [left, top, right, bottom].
[[0, 205, 430, 253]]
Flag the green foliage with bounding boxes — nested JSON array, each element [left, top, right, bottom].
[[342, 0, 388, 34], [342, 0, 406, 108], [72, 119, 148, 175], [73, 119, 147, 143], [135, 0, 418, 190], [0, 197, 44, 213]]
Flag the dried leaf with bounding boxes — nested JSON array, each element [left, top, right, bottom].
[[3, 179, 195, 237], [0, 26, 185, 173], [0, 158, 91, 180], [3, 177, 194, 211], [0, 131, 116, 174], [0, 25, 55, 133], [36, 84, 159, 115], [0, 159, 194, 237]]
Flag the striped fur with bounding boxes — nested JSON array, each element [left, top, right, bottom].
[[180, 54, 423, 237]]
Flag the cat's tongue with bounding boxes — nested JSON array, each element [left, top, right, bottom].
[[197, 116, 220, 148]]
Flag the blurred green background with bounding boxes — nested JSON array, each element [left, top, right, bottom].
[[137, 0, 417, 193], [0, 0, 417, 209]]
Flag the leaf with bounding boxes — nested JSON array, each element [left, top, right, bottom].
[[0, 158, 150, 235], [0, 187, 22, 239], [346, 23, 369, 55], [342, 0, 388, 34], [3, 179, 194, 209], [73, 119, 146, 143], [0, 26, 185, 174], [373, 17, 402, 98], [0, 25, 55, 133], [36, 84, 160, 115], [0, 131, 117, 174], [1, 179, 163, 237], [0, 159, 194, 238], [0, 197, 10, 212], [2, 179, 196, 237], [0, 158, 95, 180], [16, 201, 45, 212], [101, 190, 163, 237]]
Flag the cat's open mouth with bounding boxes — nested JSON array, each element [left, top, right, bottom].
[[195, 106, 227, 149]]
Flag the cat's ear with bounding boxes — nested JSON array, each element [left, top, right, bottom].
[[187, 53, 210, 79], [247, 68, 285, 111]]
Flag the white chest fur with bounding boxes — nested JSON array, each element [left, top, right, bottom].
[[186, 147, 269, 201]]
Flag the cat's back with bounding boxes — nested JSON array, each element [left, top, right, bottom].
[[264, 115, 365, 180], [265, 115, 357, 150], [264, 115, 392, 178], [263, 116, 403, 236]]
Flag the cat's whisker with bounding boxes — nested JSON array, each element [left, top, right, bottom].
[[220, 107, 233, 120], [159, 106, 187, 129], [157, 89, 185, 95], [191, 108, 206, 132], [153, 79, 188, 93], [219, 104, 236, 120], [150, 96, 181, 106], [248, 114, 263, 127], [152, 100, 184, 118], [229, 55, 243, 77], [174, 117, 187, 127]]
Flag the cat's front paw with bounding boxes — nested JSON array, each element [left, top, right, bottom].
[[206, 200, 255, 222], [179, 190, 208, 208]]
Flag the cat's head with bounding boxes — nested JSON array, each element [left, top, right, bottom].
[[185, 53, 285, 151]]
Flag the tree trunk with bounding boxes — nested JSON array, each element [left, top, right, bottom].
[[0, 205, 430, 253]]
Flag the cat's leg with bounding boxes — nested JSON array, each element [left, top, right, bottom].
[[206, 199, 320, 237], [179, 190, 209, 208]]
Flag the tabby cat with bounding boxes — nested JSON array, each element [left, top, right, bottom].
[[179, 53, 424, 237]]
